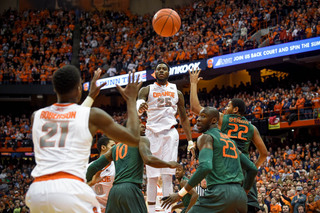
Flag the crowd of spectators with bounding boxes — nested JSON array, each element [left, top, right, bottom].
[[0, 157, 34, 213], [1, 0, 319, 83], [0, 115, 32, 150], [78, 0, 320, 79], [0, 9, 74, 85]]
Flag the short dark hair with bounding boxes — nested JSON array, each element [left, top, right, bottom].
[[231, 98, 246, 115], [156, 61, 170, 72], [97, 136, 110, 154], [52, 65, 81, 95]]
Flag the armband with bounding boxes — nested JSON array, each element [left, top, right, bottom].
[[178, 187, 188, 197], [81, 96, 94, 107]]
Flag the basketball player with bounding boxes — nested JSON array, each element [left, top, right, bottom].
[[162, 107, 258, 213], [171, 166, 198, 213], [25, 65, 142, 213], [86, 122, 181, 213], [87, 136, 115, 213], [189, 68, 268, 212], [137, 61, 193, 213]]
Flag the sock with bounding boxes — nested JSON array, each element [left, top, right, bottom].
[[147, 177, 158, 213], [161, 174, 173, 213], [148, 204, 155, 213]]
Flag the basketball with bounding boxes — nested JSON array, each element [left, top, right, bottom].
[[152, 8, 181, 37]]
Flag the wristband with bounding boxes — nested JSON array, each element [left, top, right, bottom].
[[137, 99, 146, 115], [178, 187, 188, 197], [81, 96, 94, 107], [187, 140, 194, 151]]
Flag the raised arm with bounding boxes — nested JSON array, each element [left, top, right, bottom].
[[252, 126, 268, 168], [189, 68, 203, 115], [86, 148, 113, 183], [89, 72, 142, 146], [139, 136, 180, 168], [81, 68, 106, 107], [177, 90, 192, 142]]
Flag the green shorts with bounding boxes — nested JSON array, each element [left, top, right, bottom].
[[188, 183, 247, 213], [105, 182, 147, 213]]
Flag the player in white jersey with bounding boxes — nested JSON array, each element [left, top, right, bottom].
[[137, 62, 193, 213], [26, 65, 142, 213], [87, 136, 115, 213]]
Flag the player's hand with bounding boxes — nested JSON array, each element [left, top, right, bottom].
[[168, 161, 182, 169], [138, 102, 149, 114], [89, 68, 106, 100], [117, 71, 142, 101], [188, 67, 202, 84], [91, 170, 103, 185], [161, 193, 181, 209]]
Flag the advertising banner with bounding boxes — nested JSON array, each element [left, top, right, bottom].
[[207, 37, 320, 69]]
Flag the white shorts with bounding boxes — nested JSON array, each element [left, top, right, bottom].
[[145, 128, 179, 178], [26, 178, 101, 213]]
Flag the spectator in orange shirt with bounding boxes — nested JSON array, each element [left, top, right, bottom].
[[270, 197, 282, 213], [296, 94, 306, 119]]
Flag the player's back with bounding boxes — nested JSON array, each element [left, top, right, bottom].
[[147, 82, 178, 133], [111, 143, 144, 184], [221, 114, 254, 157], [204, 128, 244, 187], [32, 103, 92, 181]]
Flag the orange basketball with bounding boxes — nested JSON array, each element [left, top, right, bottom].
[[152, 8, 181, 37]]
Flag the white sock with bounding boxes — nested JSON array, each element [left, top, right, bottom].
[[147, 177, 158, 213], [161, 174, 173, 213], [148, 204, 155, 213]]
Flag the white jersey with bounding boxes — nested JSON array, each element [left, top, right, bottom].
[[31, 103, 92, 181], [147, 82, 178, 133], [89, 161, 115, 210]]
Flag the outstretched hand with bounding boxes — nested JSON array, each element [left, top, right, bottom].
[[161, 193, 182, 210], [188, 67, 202, 84], [116, 71, 142, 101], [88, 68, 107, 100]]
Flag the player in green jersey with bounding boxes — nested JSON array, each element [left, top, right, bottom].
[[162, 107, 258, 213], [86, 123, 181, 213], [171, 166, 198, 213], [189, 68, 267, 212]]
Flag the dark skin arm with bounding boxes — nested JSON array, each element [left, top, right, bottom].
[[139, 136, 180, 168], [88, 72, 142, 146], [177, 90, 192, 142], [180, 179, 199, 213], [162, 134, 213, 209], [87, 149, 113, 186], [252, 126, 268, 168], [137, 86, 150, 114]]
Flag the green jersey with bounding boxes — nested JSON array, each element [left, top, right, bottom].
[[179, 176, 192, 207], [111, 143, 144, 185], [204, 128, 244, 186], [221, 114, 254, 157]]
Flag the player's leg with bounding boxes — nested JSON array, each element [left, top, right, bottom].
[[146, 176, 158, 213], [160, 128, 179, 213], [145, 129, 162, 213]]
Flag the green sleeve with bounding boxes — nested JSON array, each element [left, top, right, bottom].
[[86, 155, 109, 182], [240, 153, 258, 190], [188, 148, 213, 187]]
